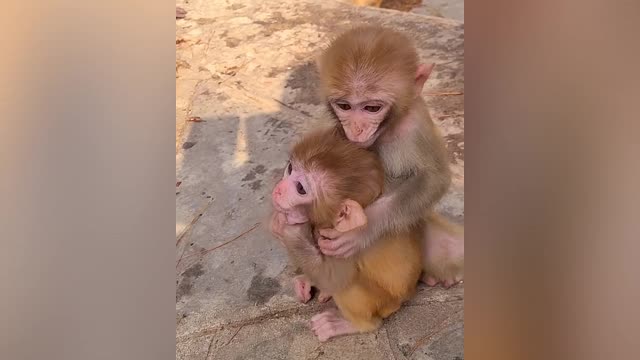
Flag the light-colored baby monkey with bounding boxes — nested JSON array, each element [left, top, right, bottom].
[[270, 128, 422, 342]]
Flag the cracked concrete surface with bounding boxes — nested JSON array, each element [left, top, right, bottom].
[[176, 0, 464, 359]]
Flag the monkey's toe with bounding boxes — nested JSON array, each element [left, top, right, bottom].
[[293, 276, 312, 303], [310, 309, 338, 326], [443, 278, 463, 288], [317, 291, 332, 303], [421, 274, 464, 288], [423, 275, 439, 287], [310, 310, 357, 342]]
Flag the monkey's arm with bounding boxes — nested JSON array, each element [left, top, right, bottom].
[[361, 143, 451, 249], [278, 221, 356, 293], [317, 138, 450, 257]]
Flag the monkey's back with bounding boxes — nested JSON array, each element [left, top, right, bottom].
[[330, 230, 422, 332], [356, 230, 422, 302]]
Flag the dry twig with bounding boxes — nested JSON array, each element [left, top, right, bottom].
[[177, 222, 261, 268], [408, 309, 463, 356], [176, 199, 215, 246]]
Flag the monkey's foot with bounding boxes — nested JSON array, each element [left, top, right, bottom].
[[317, 291, 332, 303], [293, 275, 312, 303], [421, 274, 463, 289], [310, 309, 358, 342]]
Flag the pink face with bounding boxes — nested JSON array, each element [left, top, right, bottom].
[[272, 161, 314, 224], [329, 95, 390, 146]]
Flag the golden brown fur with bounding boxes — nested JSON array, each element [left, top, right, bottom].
[[272, 128, 422, 336], [336, 230, 422, 331], [351, 0, 383, 7]]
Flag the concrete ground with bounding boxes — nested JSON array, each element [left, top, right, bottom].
[[176, 0, 464, 359], [410, 0, 464, 21]]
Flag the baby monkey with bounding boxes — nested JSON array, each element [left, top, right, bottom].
[[271, 128, 422, 342]]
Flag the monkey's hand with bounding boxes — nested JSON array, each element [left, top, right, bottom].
[[317, 195, 394, 257], [269, 212, 288, 245], [317, 227, 364, 258], [271, 212, 317, 257]]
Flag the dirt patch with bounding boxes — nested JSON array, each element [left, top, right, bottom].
[[177, 264, 206, 301], [247, 274, 281, 304], [381, 0, 422, 12]]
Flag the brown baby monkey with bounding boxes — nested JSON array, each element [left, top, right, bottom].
[[270, 128, 422, 342], [315, 25, 464, 287]]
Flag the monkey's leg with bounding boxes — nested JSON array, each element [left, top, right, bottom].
[[310, 309, 365, 342], [378, 299, 402, 319], [421, 215, 464, 288], [312, 284, 382, 341], [293, 275, 312, 303]]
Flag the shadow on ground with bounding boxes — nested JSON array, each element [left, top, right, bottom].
[[175, 1, 464, 358]]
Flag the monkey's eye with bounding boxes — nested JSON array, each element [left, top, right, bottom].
[[364, 105, 382, 113], [287, 162, 292, 174], [295, 182, 306, 195], [336, 103, 351, 111]]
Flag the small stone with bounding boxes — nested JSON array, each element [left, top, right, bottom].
[[182, 141, 196, 149]]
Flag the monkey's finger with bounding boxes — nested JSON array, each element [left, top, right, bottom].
[[318, 238, 346, 252], [319, 240, 355, 258], [318, 247, 338, 257], [319, 247, 347, 257]]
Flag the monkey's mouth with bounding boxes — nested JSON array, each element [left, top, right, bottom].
[[353, 129, 381, 147]]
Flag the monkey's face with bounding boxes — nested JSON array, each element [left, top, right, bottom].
[[329, 95, 390, 147], [271, 161, 315, 224]]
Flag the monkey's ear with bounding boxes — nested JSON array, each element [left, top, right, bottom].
[[415, 63, 435, 94], [334, 199, 367, 233]]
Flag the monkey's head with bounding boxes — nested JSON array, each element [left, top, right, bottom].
[[272, 129, 384, 232], [317, 26, 434, 147]]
